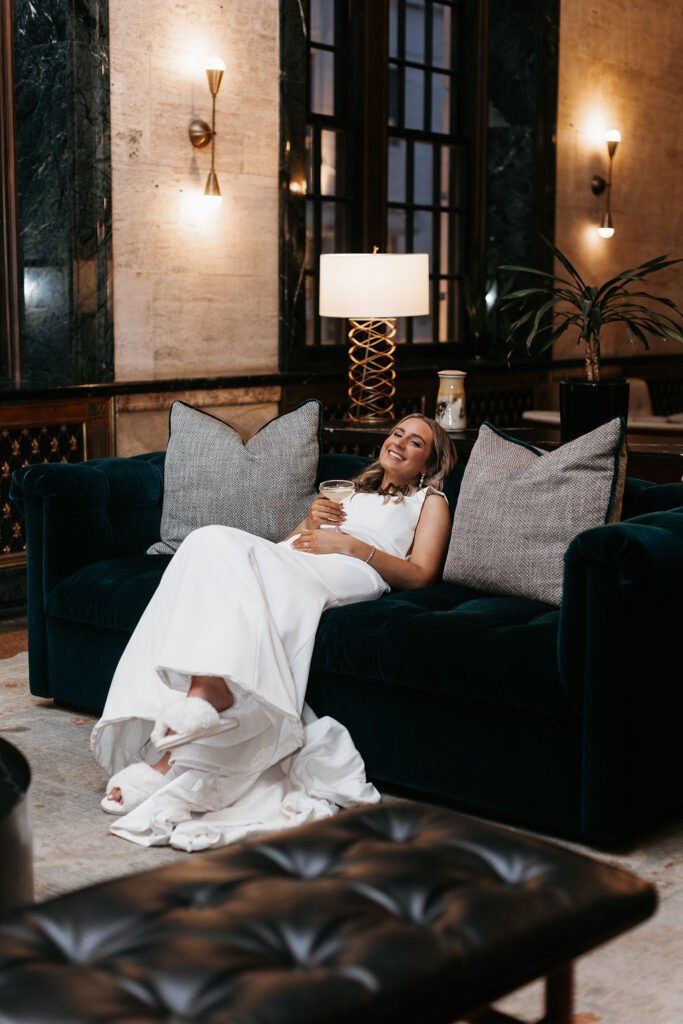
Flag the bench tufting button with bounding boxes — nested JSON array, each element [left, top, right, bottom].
[[252, 842, 344, 880]]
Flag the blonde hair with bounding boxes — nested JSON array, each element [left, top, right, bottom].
[[352, 413, 457, 501]]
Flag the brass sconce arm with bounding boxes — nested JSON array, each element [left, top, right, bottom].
[[189, 59, 225, 202], [591, 129, 620, 238]]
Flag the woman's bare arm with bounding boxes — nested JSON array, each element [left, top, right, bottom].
[[290, 493, 452, 590]]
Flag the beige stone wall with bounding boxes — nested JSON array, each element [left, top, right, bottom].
[[107, 0, 681, 411], [108, 0, 280, 381], [115, 388, 282, 458], [554, 0, 683, 362]]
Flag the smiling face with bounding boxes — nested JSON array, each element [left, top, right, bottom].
[[379, 416, 434, 488]]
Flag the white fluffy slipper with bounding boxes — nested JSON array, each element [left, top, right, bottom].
[[101, 761, 166, 816], [150, 696, 239, 753]]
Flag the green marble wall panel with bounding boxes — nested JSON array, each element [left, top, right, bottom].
[[278, 0, 307, 371], [13, 0, 113, 385], [487, 0, 559, 278]]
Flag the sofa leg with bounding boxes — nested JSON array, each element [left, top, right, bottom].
[[464, 962, 573, 1024]]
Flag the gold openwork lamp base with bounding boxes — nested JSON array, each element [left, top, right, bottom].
[[319, 251, 430, 425], [347, 318, 397, 422]]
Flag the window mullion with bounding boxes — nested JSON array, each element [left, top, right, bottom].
[[424, 1, 433, 133], [312, 124, 322, 347], [448, 152, 457, 340], [398, 0, 405, 128], [406, 137, 415, 344], [433, 142, 442, 341], [362, 0, 389, 252]]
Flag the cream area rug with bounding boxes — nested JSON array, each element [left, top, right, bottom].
[[0, 652, 184, 901], [0, 651, 682, 1023]]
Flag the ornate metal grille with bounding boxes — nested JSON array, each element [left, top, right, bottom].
[[0, 423, 85, 555], [647, 378, 683, 417], [321, 393, 425, 423], [466, 387, 535, 428]]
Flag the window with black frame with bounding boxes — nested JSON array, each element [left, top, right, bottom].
[[280, 0, 486, 371], [387, 0, 461, 346], [305, 0, 351, 351]]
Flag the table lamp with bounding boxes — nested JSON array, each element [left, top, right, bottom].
[[319, 251, 430, 423]]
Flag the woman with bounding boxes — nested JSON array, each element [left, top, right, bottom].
[[91, 414, 456, 850]]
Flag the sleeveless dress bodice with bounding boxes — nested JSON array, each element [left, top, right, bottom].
[[337, 487, 442, 559]]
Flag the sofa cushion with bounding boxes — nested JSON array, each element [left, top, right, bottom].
[[443, 419, 627, 606], [149, 399, 322, 554], [49, 557, 571, 721], [312, 584, 574, 721], [46, 555, 172, 633]]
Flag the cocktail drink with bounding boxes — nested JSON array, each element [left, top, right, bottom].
[[318, 479, 355, 530], [319, 480, 355, 503]]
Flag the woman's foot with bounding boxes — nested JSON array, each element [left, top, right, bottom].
[[105, 680, 235, 808], [106, 751, 171, 806], [101, 758, 171, 815], [150, 677, 238, 754], [187, 675, 235, 713]]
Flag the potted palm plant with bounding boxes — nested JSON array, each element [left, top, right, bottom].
[[499, 237, 683, 440]]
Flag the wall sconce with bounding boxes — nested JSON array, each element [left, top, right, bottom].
[[591, 129, 621, 238], [189, 57, 225, 206]]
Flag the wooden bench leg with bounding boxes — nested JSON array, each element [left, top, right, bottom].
[[464, 961, 574, 1024], [542, 963, 573, 1024]]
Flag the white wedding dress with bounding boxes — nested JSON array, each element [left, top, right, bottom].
[[90, 487, 440, 851]]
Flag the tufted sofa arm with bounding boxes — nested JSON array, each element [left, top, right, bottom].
[[559, 507, 683, 706], [558, 505, 683, 837], [10, 453, 165, 697]]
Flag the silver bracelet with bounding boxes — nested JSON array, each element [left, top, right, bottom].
[[364, 546, 376, 564]]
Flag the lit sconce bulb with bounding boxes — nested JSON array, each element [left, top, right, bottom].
[[203, 169, 222, 206], [597, 211, 614, 238], [205, 57, 225, 97], [289, 180, 307, 195], [604, 128, 620, 160]]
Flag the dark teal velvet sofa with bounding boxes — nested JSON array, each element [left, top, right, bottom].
[[11, 452, 683, 843]]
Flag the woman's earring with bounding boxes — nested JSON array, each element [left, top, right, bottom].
[[419, 473, 425, 487]]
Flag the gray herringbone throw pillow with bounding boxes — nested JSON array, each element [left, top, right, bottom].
[[443, 418, 627, 606], [148, 400, 322, 554]]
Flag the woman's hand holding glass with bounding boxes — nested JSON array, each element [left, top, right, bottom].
[[306, 497, 346, 530], [306, 480, 354, 531]]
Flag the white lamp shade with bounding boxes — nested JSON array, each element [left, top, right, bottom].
[[319, 253, 430, 318]]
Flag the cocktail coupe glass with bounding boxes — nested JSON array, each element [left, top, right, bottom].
[[318, 479, 355, 531]]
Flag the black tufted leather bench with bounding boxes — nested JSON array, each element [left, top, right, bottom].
[[0, 739, 33, 917], [0, 801, 656, 1024]]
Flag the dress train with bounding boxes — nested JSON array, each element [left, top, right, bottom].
[[90, 524, 388, 848]]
